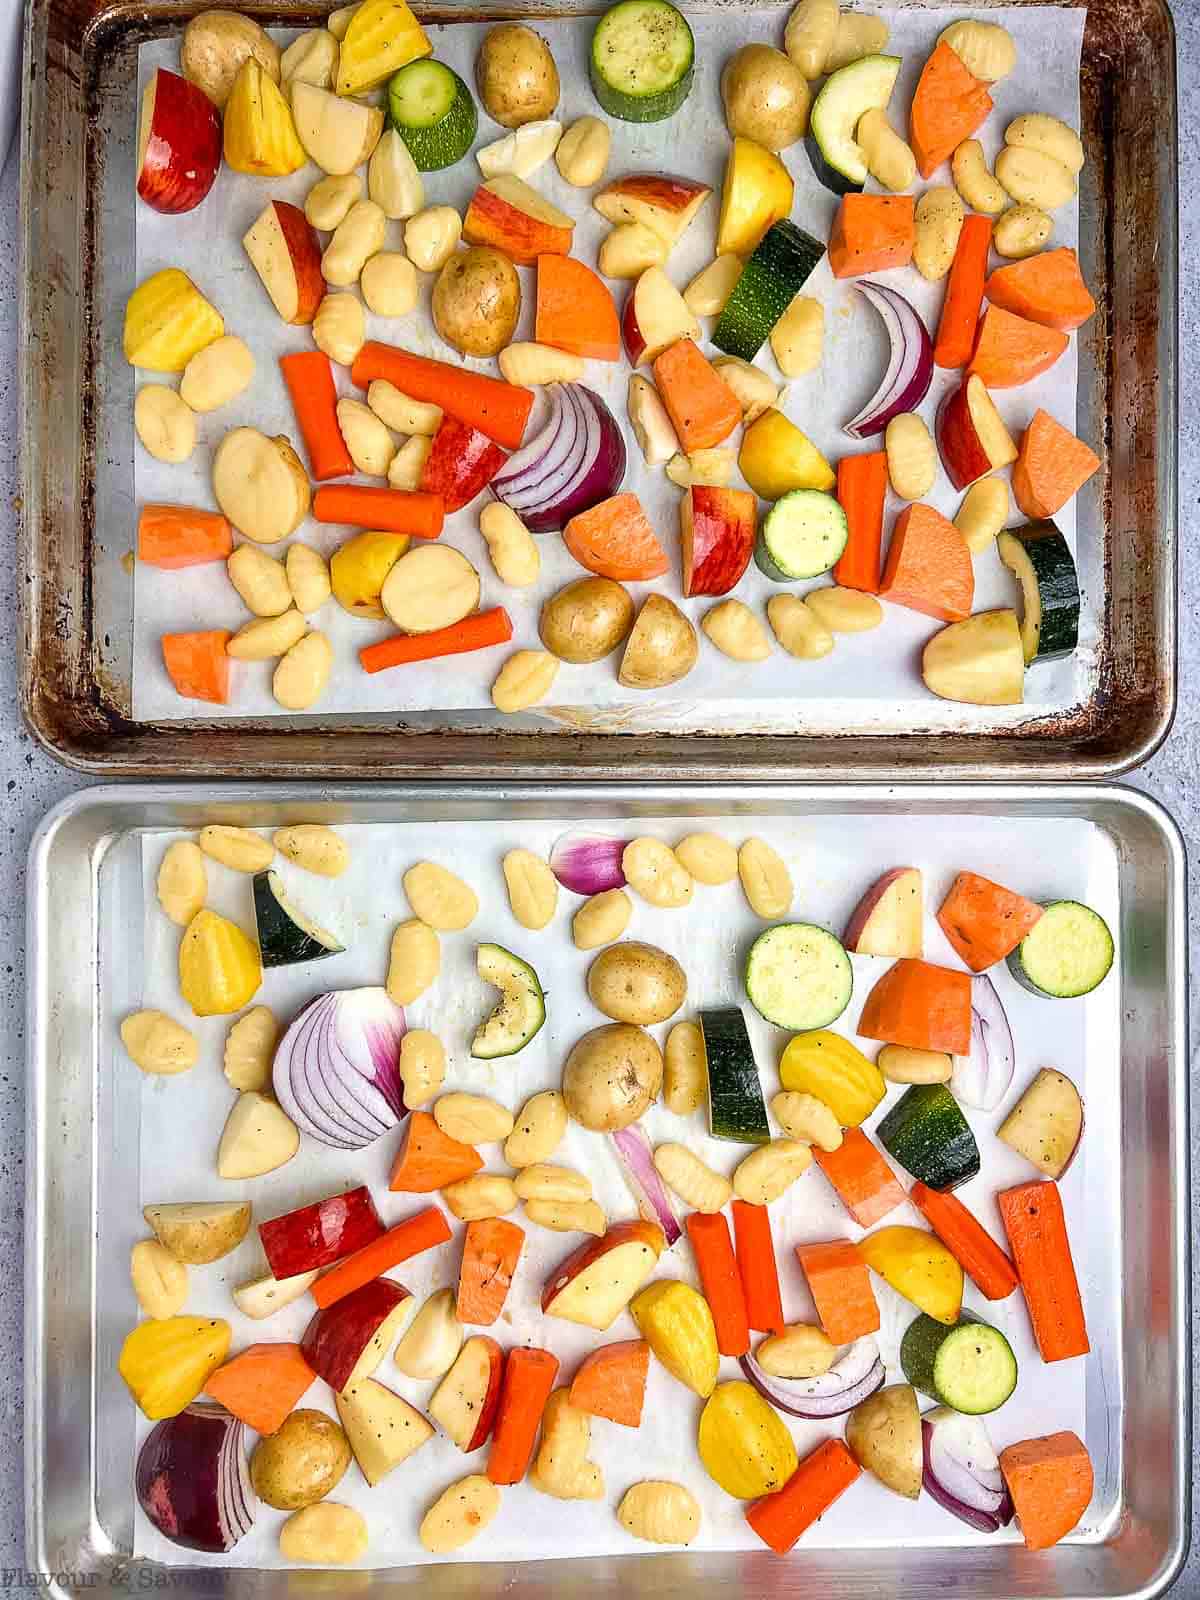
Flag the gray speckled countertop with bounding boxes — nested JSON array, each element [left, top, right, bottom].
[[0, 4, 1196, 1585]]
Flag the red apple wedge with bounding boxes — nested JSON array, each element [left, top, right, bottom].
[[844, 867, 924, 958], [301, 1278, 414, 1393], [936, 374, 1018, 491], [258, 1184, 383, 1279], [428, 1335, 504, 1451], [463, 176, 574, 265], [335, 1378, 434, 1485], [681, 485, 756, 596], [137, 69, 222, 215], [242, 200, 325, 326], [542, 1220, 665, 1331], [622, 267, 701, 367], [594, 173, 712, 248]]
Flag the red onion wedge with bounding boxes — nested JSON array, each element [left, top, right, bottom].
[[844, 280, 934, 439], [922, 1408, 1014, 1533], [740, 1336, 884, 1418], [609, 1125, 682, 1247], [136, 1402, 256, 1553], [549, 830, 630, 894], [951, 976, 1016, 1111], [274, 988, 407, 1149], [491, 382, 626, 533]]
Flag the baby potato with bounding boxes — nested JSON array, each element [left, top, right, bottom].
[[181, 9, 280, 109], [432, 247, 520, 358], [540, 577, 635, 664], [562, 1023, 664, 1132], [587, 940, 687, 1026], [250, 1410, 351, 1510], [720, 45, 810, 152], [476, 23, 560, 129], [619, 594, 698, 690]]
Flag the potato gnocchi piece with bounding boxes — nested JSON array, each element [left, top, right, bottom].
[[766, 594, 833, 660], [120, 1010, 199, 1076], [913, 187, 964, 282], [733, 1138, 813, 1204], [403, 862, 478, 931], [702, 598, 773, 662], [442, 1174, 519, 1221], [279, 1503, 368, 1565], [478, 502, 540, 587], [388, 435, 432, 491], [135, 385, 196, 464], [322, 198, 387, 285], [228, 609, 308, 661], [434, 1092, 514, 1145], [271, 824, 347, 878], [572, 888, 632, 951], [360, 252, 419, 318], [180, 335, 255, 414], [529, 1390, 603, 1500], [337, 397, 395, 477], [856, 108, 915, 193], [228, 544, 292, 618], [419, 1475, 501, 1553], [993, 203, 1054, 259], [664, 1021, 706, 1115], [952, 140, 1007, 215], [955, 477, 1010, 555], [771, 1090, 842, 1151], [622, 837, 694, 908], [555, 115, 610, 187], [273, 630, 332, 712], [224, 1005, 279, 1092], [652, 1143, 733, 1213], [674, 832, 738, 886], [498, 342, 584, 387], [514, 1163, 592, 1203], [524, 1198, 606, 1234], [305, 173, 362, 231], [502, 848, 558, 931], [492, 650, 560, 714], [824, 10, 890, 72], [784, 0, 838, 77], [1005, 112, 1084, 175], [938, 18, 1016, 81], [312, 291, 365, 367], [599, 221, 667, 280], [157, 840, 207, 927], [285, 543, 331, 614], [618, 1480, 701, 1546], [994, 145, 1076, 211], [756, 1323, 836, 1378], [504, 1089, 567, 1167], [387, 921, 441, 1006], [878, 1044, 953, 1084], [885, 412, 937, 501], [396, 1028, 445, 1107], [804, 587, 883, 634], [367, 380, 442, 437], [738, 836, 793, 918], [199, 824, 274, 873]]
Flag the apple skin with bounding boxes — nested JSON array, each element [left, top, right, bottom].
[[934, 375, 1021, 493], [419, 416, 508, 513], [541, 1220, 665, 1316], [137, 69, 222, 215], [843, 867, 923, 958], [621, 289, 648, 366], [300, 1278, 412, 1394], [594, 173, 713, 243], [464, 185, 573, 265], [257, 200, 325, 326], [683, 486, 756, 597], [258, 1184, 383, 1279], [464, 1337, 505, 1451]]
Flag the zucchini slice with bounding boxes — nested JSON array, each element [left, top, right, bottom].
[[997, 521, 1080, 664], [713, 219, 826, 361], [744, 924, 853, 1031], [253, 870, 344, 969], [755, 490, 849, 581], [1006, 900, 1113, 999], [700, 1006, 770, 1144], [471, 943, 546, 1059], [807, 54, 903, 194], [589, 0, 695, 123], [387, 60, 477, 170], [901, 1312, 1018, 1414], [876, 1083, 980, 1190]]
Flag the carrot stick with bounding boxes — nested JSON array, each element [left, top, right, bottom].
[[312, 484, 444, 540], [138, 504, 232, 569], [795, 1239, 879, 1344], [350, 343, 533, 450], [310, 1206, 452, 1308], [279, 351, 354, 481], [997, 1180, 1090, 1362], [457, 1217, 525, 1327], [359, 608, 514, 675], [388, 1111, 482, 1193], [934, 214, 993, 369], [910, 1182, 1019, 1301], [204, 1343, 315, 1435], [685, 1212, 750, 1357], [998, 1431, 1094, 1549], [813, 1129, 907, 1228], [833, 453, 888, 592], [746, 1438, 861, 1554], [731, 1200, 785, 1334], [486, 1346, 560, 1485], [161, 630, 231, 705], [568, 1339, 650, 1427]]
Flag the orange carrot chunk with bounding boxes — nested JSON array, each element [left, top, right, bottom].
[[879, 503, 974, 623], [858, 958, 973, 1054], [1012, 409, 1101, 519], [997, 1180, 1090, 1363], [967, 305, 1070, 389], [652, 339, 742, 451], [388, 1111, 482, 1193], [936, 870, 1044, 971], [359, 608, 514, 675], [205, 1343, 316, 1435], [535, 255, 621, 361], [563, 492, 670, 582], [795, 1239, 879, 1344], [350, 343, 534, 450], [161, 630, 231, 705], [310, 1207, 453, 1308], [746, 1438, 862, 1555], [279, 351, 354, 481], [686, 1212, 750, 1357], [910, 1182, 1019, 1301], [910, 41, 993, 179], [833, 452, 888, 592], [828, 194, 915, 278], [568, 1339, 650, 1427], [138, 504, 233, 570], [313, 484, 444, 540], [731, 1200, 786, 1335], [934, 214, 994, 369], [985, 248, 1096, 332], [999, 1431, 1094, 1550], [486, 1346, 559, 1484], [813, 1130, 907, 1228], [457, 1217, 525, 1327]]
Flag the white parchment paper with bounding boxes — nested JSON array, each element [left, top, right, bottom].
[[131, 7, 1090, 729], [128, 810, 1119, 1566]]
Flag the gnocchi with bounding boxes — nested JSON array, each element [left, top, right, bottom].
[[555, 116, 611, 187], [388, 921, 441, 1006], [498, 342, 585, 387], [598, 222, 667, 280], [502, 848, 558, 930], [955, 477, 1010, 555], [273, 824, 347, 877], [404, 206, 462, 273], [504, 1089, 567, 1167], [825, 11, 890, 73], [993, 203, 1054, 259], [952, 140, 1007, 215], [738, 836, 793, 918], [224, 1006, 278, 1092], [523, 1198, 606, 1234], [938, 19, 1016, 81], [278, 1503, 367, 1565], [179, 335, 254, 413], [403, 862, 479, 931], [572, 888, 632, 951], [227, 608, 308, 661], [1006, 112, 1084, 175], [478, 502, 540, 587], [618, 1481, 701, 1546], [913, 186, 964, 282], [388, 435, 432, 490], [228, 545, 291, 617], [878, 1044, 953, 1084], [803, 587, 884, 634], [198, 824, 273, 873], [622, 837, 694, 908], [120, 1010, 199, 1076], [273, 630, 333, 710], [135, 385, 196, 464], [304, 173, 361, 231], [994, 145, 1076, 210], [337, 397, 394, 477], [156, 840, 207, 927], [885, 412, 937, 501], [702, 598, 773, 661], [442, 1174, 519, 1221], [856, 108, 915, 194], [767, 594, 834, 660], [434, 1092, 514, 1145], [771, 1090, 843, 1150], [367, 380, 442, 436], [674, 832, 738, 885], [312, 291, 365, 367], [653, 1143, 733, 1213], [513, 1163, 591, 1203], [285, 544, 332, 614], [360, 252, 419, 317], [322, 199, 387, 286], [784, 0, 838, 77], [419, 1476, 501, 1554], [491, 650, 560, 714], [756, 1323, 836, 1378], [529, 1390, 603, 1500], [664, 1021, 706, 1115], [733, 1138, 813, 1204], [396, 1027, 445, 1105], [770, 294, 823, 376]]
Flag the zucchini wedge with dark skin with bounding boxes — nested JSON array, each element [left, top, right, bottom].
[[806, 54, 902, 195], [714, 220, 826, 361], [701, 1006, 770, 1143], [997, 521, 1080, 664], [253, 871, 344, 968], [471, 942, 546, 1058], [876, 1083, 980, 1189]]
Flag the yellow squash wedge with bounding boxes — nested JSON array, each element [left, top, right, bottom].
[[123, 269, 224, 373], [337, 0, 431, 96], [779, 1030, 885, 1126], [119, 1316, 231, 1419], [697, 1380, 798, 1498], [631, 1280, 719, 1398], [717, 137, 794, 256], [179, 909, 262, 1017], [858, 1225, 963, 1325], [224, 58, 307, 176], [739, 408, 835, 499]]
